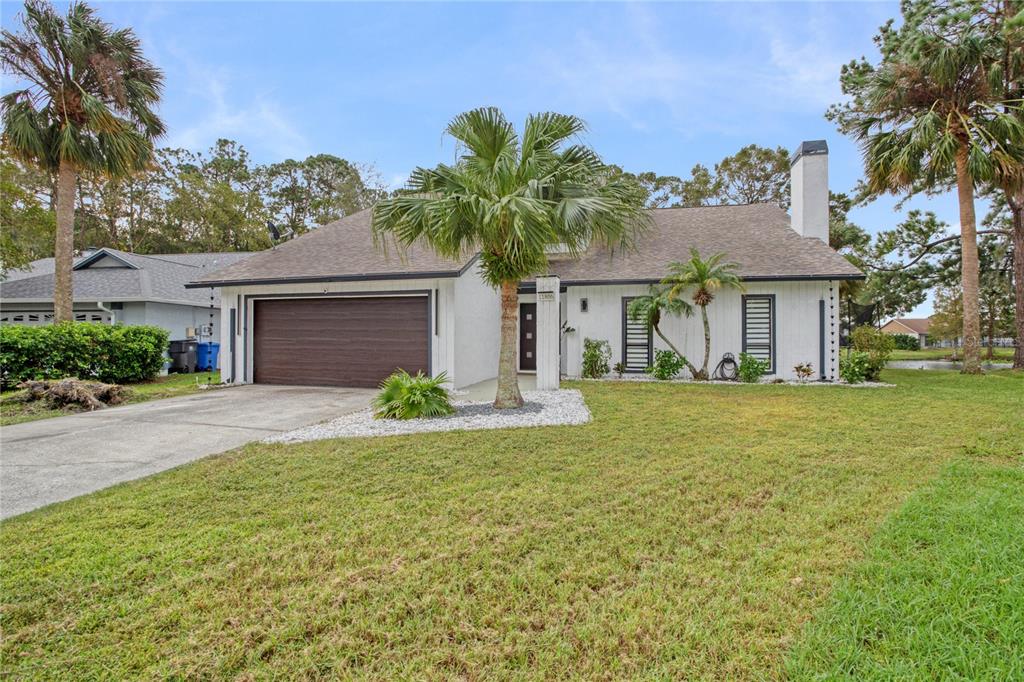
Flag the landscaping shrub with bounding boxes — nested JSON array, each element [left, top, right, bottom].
[[839, 351, 872, 383], [850, 326, 895, 381], [373, 369, 455, 420], [0, 323, 169, 389], [581, 338, 611, 379], [793, 362, 815, 382], [737, 352, 770, 383], [646, 349, 686, 380], [890, 333, 920, 351]]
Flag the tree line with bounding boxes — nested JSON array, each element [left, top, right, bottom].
[[1, 139, 386, 264]]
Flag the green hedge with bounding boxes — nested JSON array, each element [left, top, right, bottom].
[[890, 333, 920, 351], [0, 323, 169, 389]]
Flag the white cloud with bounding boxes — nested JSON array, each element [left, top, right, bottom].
[[165, 66, 310, 161], [529, 3, 856, 134]]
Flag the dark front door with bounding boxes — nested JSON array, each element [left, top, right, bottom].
[[519, 303, 537, 371], [253, 296, 429, 388]]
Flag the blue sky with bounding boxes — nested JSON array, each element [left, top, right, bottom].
[[2, 1, 973, 314]]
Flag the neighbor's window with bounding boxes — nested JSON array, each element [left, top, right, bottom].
[[742, 295, 775, 373]]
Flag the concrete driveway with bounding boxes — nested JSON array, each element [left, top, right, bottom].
[[0, 385, 373, 519]]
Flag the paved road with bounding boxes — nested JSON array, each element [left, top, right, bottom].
[[0, 385, 372, 519]]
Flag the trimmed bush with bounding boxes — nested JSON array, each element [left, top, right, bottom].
[[738, 352, 770, 383], [646, 349, 686, 380], [839, 351, 872, 384], [373, 369, 455, 420], [851, 326, 895, 381], [890, 333, 920, 351], [581, 338, 612, 379], [0, 323, 169, 389]]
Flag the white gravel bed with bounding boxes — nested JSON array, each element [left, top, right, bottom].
[[585, 376, 895, 388], [263, 389, 590, 444]]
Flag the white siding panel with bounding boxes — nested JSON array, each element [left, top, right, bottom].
[[453, 263, 501, 388], [564, 281, 835, 380]]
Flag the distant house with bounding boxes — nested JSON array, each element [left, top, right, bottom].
[[191, 139, 864, 387], [0, 248, 252, 341], [880, 318, 930, 348]]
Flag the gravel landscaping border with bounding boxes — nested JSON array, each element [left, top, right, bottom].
[[584, 376, 895, 388], [263, 389, 591, 444]]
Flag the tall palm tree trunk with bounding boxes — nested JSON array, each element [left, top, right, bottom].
[[954, 143, 983, 374], [495, 280, 524, 408], [698, 305, 711, 380], [653, 325, 699, 378], [1010, 191, 1024, 370], [53, 159, 77, 324]]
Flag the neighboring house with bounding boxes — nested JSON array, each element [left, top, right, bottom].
[[880, 318, 930, 348], [190, 140, 863, 387], [1, 248, 253, 342]]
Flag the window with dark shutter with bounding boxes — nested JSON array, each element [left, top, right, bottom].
[[742, 295, 775, 373], [621, 297, 652, 372]]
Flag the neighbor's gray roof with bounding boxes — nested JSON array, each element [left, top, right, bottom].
[[1, 249, 253, 306], [189, 209, 474, 287], [190, 204, 863, 288], [540, 204, 862, 283]]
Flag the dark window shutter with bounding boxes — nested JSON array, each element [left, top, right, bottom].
[[742, 295, 775, 373], [622, 297, 652, 372]]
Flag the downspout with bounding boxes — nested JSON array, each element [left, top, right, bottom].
[[96, 301, 116, 325]]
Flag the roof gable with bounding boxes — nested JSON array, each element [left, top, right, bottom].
[[73, 249, 139, 271]]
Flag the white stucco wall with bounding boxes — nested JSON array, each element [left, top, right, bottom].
[[143, 302, 221, 342], [453, 263, 502, 388], [563, 280, 839, 381]]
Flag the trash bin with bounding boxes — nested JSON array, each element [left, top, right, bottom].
[[168, 339, 198, 374], [196, 342, 220, 372]]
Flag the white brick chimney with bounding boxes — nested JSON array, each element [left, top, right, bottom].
[[790, 140, 829, 243]]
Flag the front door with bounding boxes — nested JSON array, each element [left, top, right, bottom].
[[519, 303, 537, 371]]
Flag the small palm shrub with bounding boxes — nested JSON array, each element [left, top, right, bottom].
[[793, 362, 815, 382], [581, 338, 612, 379], [646, 349, 686, 380], [890, 333, 920, 351], [850, 326, 895, 381], [839, 351, 872, 383], [373, 370, 455, 420], [737, 353, 770, 383]]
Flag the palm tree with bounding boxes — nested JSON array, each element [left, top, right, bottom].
[[662, 249, 744, 380], [627, 286, 697, 376], [847, 33, 1024, 374], [373, 108, 648, 408], [1, 0, 164, 323]]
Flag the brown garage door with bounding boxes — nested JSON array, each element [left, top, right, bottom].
[[253, 296, 429, 388]]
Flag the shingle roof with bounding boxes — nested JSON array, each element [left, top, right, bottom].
[[541, 204, 863, 283], [189, 209, 473, 287], [190, 203, 863, 288], [882, 318, 931, 334], [0, 249, 253, 305]]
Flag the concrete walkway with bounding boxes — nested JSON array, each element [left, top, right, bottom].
[[0, 384, 373, 519]]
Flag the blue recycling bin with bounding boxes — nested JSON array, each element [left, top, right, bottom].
[[196, 342, 220, 372]]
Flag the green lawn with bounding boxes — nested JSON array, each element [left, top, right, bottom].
[[787, 459, 1024, 680], [0, 371, 220, 426], [890, 347, 1016, 361], [1, 370, 1021, 679]]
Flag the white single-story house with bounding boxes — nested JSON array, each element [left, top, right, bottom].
[[879, 318, 930, 348], [0, 248, 252, 342], [190, 140, 863, 388]]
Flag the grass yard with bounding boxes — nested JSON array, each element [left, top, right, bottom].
[[787, 459, 1024, 680], [0, 371, 220, 426], [1, 370, 1021, 679], [889, 347, 1017, 361]]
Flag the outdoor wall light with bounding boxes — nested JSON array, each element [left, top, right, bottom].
[[580, 298, 588, 313]]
